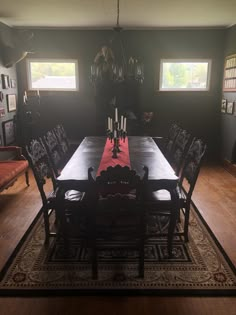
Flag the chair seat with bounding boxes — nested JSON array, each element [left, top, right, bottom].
[[47, 189, 85, 205], [147, 186, 186, 208]]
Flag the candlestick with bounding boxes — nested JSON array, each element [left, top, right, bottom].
[[110, 118, 113, 132], [122, 130, 127, 142], [112, 141, 118, 158], [123, 117, 127, 132], [120, 115, 123, 130]]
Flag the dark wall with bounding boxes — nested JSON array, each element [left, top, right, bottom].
[[16, 28, 226, 157], [0, 23, 18, 155], [221, 25, 236, 162]]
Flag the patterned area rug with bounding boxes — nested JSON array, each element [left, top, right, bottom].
[[0, 204, 236, 296]]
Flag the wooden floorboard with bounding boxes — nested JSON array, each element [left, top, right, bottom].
[[0, 165, 236, 315]]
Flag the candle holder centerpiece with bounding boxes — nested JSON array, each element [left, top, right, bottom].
[[107, 107, 127, 158]]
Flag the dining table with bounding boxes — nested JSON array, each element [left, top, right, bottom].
[[56, 136, 179, 258], [57, 136, 178, 191]]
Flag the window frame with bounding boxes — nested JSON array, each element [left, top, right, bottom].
[[159, 59, 212, 92], [26, 58, 79, 92]]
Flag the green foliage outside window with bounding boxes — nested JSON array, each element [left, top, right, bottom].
[[161, 61, 210, 90], [30, 62, 76, 82]]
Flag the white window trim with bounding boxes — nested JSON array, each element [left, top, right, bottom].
[[26, 58, 79, 91], [159, 59, 211, 92]]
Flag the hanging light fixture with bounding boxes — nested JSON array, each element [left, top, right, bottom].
[[90, 0, 144, 84]]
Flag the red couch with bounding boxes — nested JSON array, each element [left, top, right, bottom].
[[0, 146, 29, 192]]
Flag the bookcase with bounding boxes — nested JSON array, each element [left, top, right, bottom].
[[223, 54, 236, 91]]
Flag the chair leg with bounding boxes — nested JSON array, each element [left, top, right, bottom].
[[89, 213, 97, 279], [139, 212, 145, 278], [167, 190, 179, 257], [92, 246, 98, 280], [25, 170, 29, 186], [139, 239, 144, 278], [90, 227, 97, 279], [168, 217, 175, 257], [184, 205, 190, 242], [43, 208, 50, 244]]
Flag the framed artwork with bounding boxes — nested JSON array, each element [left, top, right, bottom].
[[227, 102, 234, 114], [10, 79, 17, 88], [223, 54, 236, 91], [0, 106, 5, 117], [2, 119, 15, 145], [221, 99, 227, 113], [7, 94, 17, 112], [1, 74, 10, 89], [0, 91, 4, 102]]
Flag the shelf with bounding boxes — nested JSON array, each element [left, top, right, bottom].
[[223, 54, 236, 91]]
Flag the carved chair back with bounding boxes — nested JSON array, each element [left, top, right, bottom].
[[96, 165, 143, 198], [54, 124, 70, 155], [25, 138, 57, 205], [171, 129, 192, 175], [42, 130, 63, 177], [179, 138, 207, 203], [165, 123, 182, 160]]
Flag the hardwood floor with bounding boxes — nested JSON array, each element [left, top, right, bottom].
[[0, 164, 235, 315]]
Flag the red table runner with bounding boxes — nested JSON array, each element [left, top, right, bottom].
[[96, 138, 131, 176]]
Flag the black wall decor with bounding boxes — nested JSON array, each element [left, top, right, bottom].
[[221, 25, 236, 163], [16, 28, 226, 159]]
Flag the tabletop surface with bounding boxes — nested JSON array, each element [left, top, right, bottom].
[[57, 136, 178, 188]]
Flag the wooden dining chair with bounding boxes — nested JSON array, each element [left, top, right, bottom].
[[178, 138, 207, 241], [144, 175, 180, 257], [88, 164, 148, 279], [42, 130, 65, 177], [25, 138, 86, 244], [54, 124, 81, 157], [157, 123, 182, 160], [153, 123, 181, 154], [170, 129, 192, 176], [53, 124, 71, 155], [145, 138, 207, 247]]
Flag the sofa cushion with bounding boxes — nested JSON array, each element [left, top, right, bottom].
[[0, 160, 29, 188]]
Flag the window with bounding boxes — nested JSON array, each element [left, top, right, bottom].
[[26, 59, 79, 91], [159, 59, 211, 91]]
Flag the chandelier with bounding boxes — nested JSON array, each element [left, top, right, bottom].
[[90, 0, 144, 84]]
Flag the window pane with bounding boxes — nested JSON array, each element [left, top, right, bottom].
[[160, 60, 210, 91], [27, 60, 78, 91]]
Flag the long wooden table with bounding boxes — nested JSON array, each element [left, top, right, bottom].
[[57, 136, 178, 190], [56, 136, 179, 258]]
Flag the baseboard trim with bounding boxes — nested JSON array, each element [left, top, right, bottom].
[[222, 159, 236, 177]]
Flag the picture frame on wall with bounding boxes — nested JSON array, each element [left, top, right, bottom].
[[10, 79, 16, 88], [0, 106, 5, 117], [233, 102, 236, 117], [221, 99, 227, 113], [0, 91, 4, 102], [1, 74, 10, 89], [227, 102, 234, 114], [7, 94, 17, 112], [223, 54, 236, 91], [2, 119, 15, 145]]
